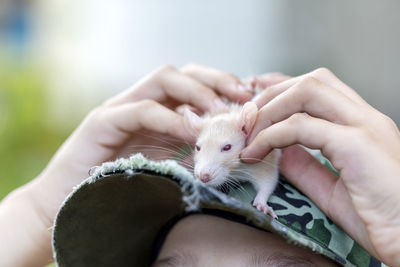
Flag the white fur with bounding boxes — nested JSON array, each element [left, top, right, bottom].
[[184, 102, 281, 218]]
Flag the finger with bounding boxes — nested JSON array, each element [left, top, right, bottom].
[[106, 65, 226, 112], [242, 113, 343, 162], [181, 63, 253, 103], [255, 68, 367, 109], [249, 77, 364, 142], [280, 145, 340, 214], [253, 72, 291, 89], [241, 73, 290, 92], [280, 145, 376, 255], [310, 68, 367, 105], [175, 104, 199, 116], [101, 99, 196, 146]]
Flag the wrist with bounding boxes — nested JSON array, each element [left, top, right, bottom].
[[0, 178, 54, 266], [370, 221, 400, 266]]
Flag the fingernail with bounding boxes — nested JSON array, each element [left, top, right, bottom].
[[214, 98, 226, 109], [240, 149, 257, 163]]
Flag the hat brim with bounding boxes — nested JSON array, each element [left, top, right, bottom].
[[53, 172, 185, 266], [52, 154, 382, 267]]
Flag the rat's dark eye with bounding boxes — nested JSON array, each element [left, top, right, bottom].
[[222, 144, 232, 151], [195, 145, 200, 151]]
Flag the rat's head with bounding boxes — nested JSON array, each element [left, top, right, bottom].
[[183, 102, 258, 187]]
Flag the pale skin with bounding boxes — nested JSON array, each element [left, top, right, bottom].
[[154, 214, 338, 267], [241, 68, 400, 266], [0, 64, 399, 266], [0, 64, 252, 267]]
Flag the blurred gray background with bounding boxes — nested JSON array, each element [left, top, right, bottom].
[[1, 0, 400, 198], [30, 0, 400, 125]]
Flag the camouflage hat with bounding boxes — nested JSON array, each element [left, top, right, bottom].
[[52, 153, 385, 267]]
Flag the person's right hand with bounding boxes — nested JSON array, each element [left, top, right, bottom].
[[241, 68, 400, 266]]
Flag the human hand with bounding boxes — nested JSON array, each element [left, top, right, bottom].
[[241, 68, 400, 266], [42, 63, 253, 216], [0, 64, 252, 266]]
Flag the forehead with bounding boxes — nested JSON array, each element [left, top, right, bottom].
[[154, 215, 337, 267], [198, 116, 239, 144]]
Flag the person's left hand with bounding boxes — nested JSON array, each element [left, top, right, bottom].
[[0, 64, 253, 267]]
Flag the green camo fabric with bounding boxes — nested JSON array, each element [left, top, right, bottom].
[[238, 181, 384, 267], [52, 153, 386, 267], [223, 178, 384, 267], [225, 150, 386, 267]]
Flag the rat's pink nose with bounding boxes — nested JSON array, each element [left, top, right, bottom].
[[199, 173, 211, 183]]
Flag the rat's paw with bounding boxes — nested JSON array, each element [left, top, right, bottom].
[[253, 201, 278, 219]]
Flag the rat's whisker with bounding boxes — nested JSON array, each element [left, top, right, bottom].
[[179, 162, 194, 168], [133, 131, 185, 145], [133, 131, 189, 152], [127, 145, 194, 163], [225, 177, 252, 199], [230, 168, 254, 178], [173, 145, 194, 161], [187, 103, 279, 219], [177, 162, 195, 170], [223, 180, 235, 193], [222, 183, 230, 192], [126, 145, 179, 156]]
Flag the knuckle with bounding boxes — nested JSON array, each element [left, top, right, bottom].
[[137, 99, 158, 110], [288, 113, 308, 125], [90, 105, 107, 117], [292, 77, 319, 96], [312, 67, 333, 78], [102, 98, 114, 107], [86, 105, 108, 125], [216, 72, 237, 87], [380, 113, 396, 127], [221, 72, 237, 83], [351, 127, 372, 141], [299, 76, 319, 87], [192, 83, 205, 93], [194, 85, 215, 99], [181, 63, 199, 73], [372, 112, 398, 133], [156, 64, 176, 75], [152, 65, 177, 87], [258, 128, 270, 140]]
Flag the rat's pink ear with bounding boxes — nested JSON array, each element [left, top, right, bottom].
[[238, 102, 258, 135], [183, 108, 203, 136]]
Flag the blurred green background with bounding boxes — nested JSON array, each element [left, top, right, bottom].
[[0, 58, 71, 199], [0, 2, 71, 200]]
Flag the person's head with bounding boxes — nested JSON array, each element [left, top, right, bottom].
[[52, 153, 383, 267], [153, 214, 337, 266]]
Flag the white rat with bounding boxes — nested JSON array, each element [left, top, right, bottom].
[[183, 102, 281, 218]]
